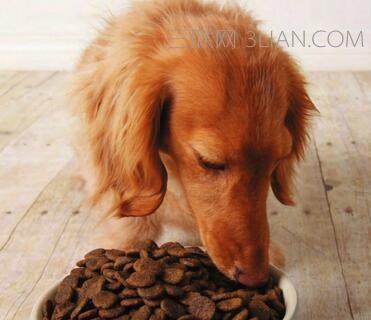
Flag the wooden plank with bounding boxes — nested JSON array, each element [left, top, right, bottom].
[[0, 72, 65, 152], [0, 106, 74, 249], [0, 71, 56, 102], [0, 72, 30, 97], [0, 161, 84, 319], [0, 71, 18, 88], [0, 70, 86, 319], [0, 159, 105, 319], [353, 72, 371, 104], [305, 72, 370, 319], [268, 137, 353, 319], [3, 178, 105, 319]]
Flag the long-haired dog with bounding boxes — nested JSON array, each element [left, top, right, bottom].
[[70, 0, 315, 287]]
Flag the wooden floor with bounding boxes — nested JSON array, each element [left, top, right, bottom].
[[0, 71, 369, 319]]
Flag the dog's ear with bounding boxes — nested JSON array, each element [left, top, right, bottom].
[[74, 62, 169, 217], [271, 66, 317, 205]]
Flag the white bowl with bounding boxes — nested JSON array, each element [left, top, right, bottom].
[[31, 265, 297, 319]]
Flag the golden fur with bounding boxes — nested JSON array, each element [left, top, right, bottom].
[[70, 0, 315, 287]]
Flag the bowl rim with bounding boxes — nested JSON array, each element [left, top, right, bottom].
[[31, 264, 297, 320]]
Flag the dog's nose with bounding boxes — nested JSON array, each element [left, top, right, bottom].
[[235, 268, 269, 288]]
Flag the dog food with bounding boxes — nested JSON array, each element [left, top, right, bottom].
[[42, 240, 285, 320]]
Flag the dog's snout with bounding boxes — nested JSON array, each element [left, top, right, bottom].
[[235, 267, 269, 288]]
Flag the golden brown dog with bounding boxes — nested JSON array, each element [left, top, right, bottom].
[[70, 0, 315, 287]]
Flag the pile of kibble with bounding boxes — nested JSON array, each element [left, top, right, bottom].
[[42, 240, 285, 320]]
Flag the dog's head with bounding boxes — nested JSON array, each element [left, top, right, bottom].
[[80, 32, 316, 287]]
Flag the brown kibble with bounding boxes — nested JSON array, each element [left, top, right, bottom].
[[123, 262, 135, 272], [202, 290, 216, 297], [77, 308, 98, 319], [266, 289, 285, 316], [270, 309, 281, 320], [131, 305, 152, 320], [188, 269, 204, 280], [70, 296, 89, 318], [114, 256, 134, 270], [184, 247, 207, 256], [222, 312, 235, 320], [120, 287, 138, 298], [70, 267, 86, 279], [232, 309, 249, 320], [120, 298, 144, 307], [140, 249, 150, 258], [126, 271, 156, 287], [178, 316, 198, 320], [115, 316, 130, 320], [84, 248, 106, 259], [248, 299, 271, 320], [103, 268, 116, 279], [92, 290, 117, 309], [133, 257, 163, 275], [76, 259, 86, 267], [162, 267, 185, 284], [157, 256, 174, 265], [160, 242, 181, 250], [161, 298, 186, 318], [182, 283, 201, 293], [212, 290, 251, 303], [152, 308, 167, 320], [217, 298, 243, 311], [62, 274, 81, 288], [188, 295, 216, 320], [180, 292, 202, 305], [106, 280, 123, 291], [105, 249, 126, 261], [42, 300, 53, 318], [115, 271, 129, 286], [51, 302, 75, 319], [86, 256, 110, 271], [171, 262, 188, 271], [212, 291, 238, 301], [101, 262, 115, 271], [152, 248, 167, 259], [126, 249, 140, 257], [54, 283, 74, 305], [179, 258, 201, 268], [134, 239, 158, 252], [164, 284, 185, 298], [81, 276, 106, 298], [166, 245, 188, 257], [194, 279, 210, 289], [138, 284, 165, 299], [143, 299, 161, 307], [84, 269, 99, 279], [99, 306, 126, 318]]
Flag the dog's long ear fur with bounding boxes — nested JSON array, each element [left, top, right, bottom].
[[71, 54, 168, 217], [271, 63, 317, 205]]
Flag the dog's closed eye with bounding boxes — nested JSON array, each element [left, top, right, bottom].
[[195, 152, 225, 171]]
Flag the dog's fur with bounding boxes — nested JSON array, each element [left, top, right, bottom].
[[70, 0, 315, 286]]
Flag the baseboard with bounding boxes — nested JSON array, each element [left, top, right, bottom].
[[288, 49, 371, 71], [0, 35, 370, 71], [0, 35, 88, 71]]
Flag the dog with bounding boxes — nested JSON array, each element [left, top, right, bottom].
[[70, 0, 316, 287]]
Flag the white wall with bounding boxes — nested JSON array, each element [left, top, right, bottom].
[[0, 0, 370, 71]]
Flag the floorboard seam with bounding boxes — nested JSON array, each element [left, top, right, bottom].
[[313, 136, 354, 320], [0, 160, 72, 252]]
